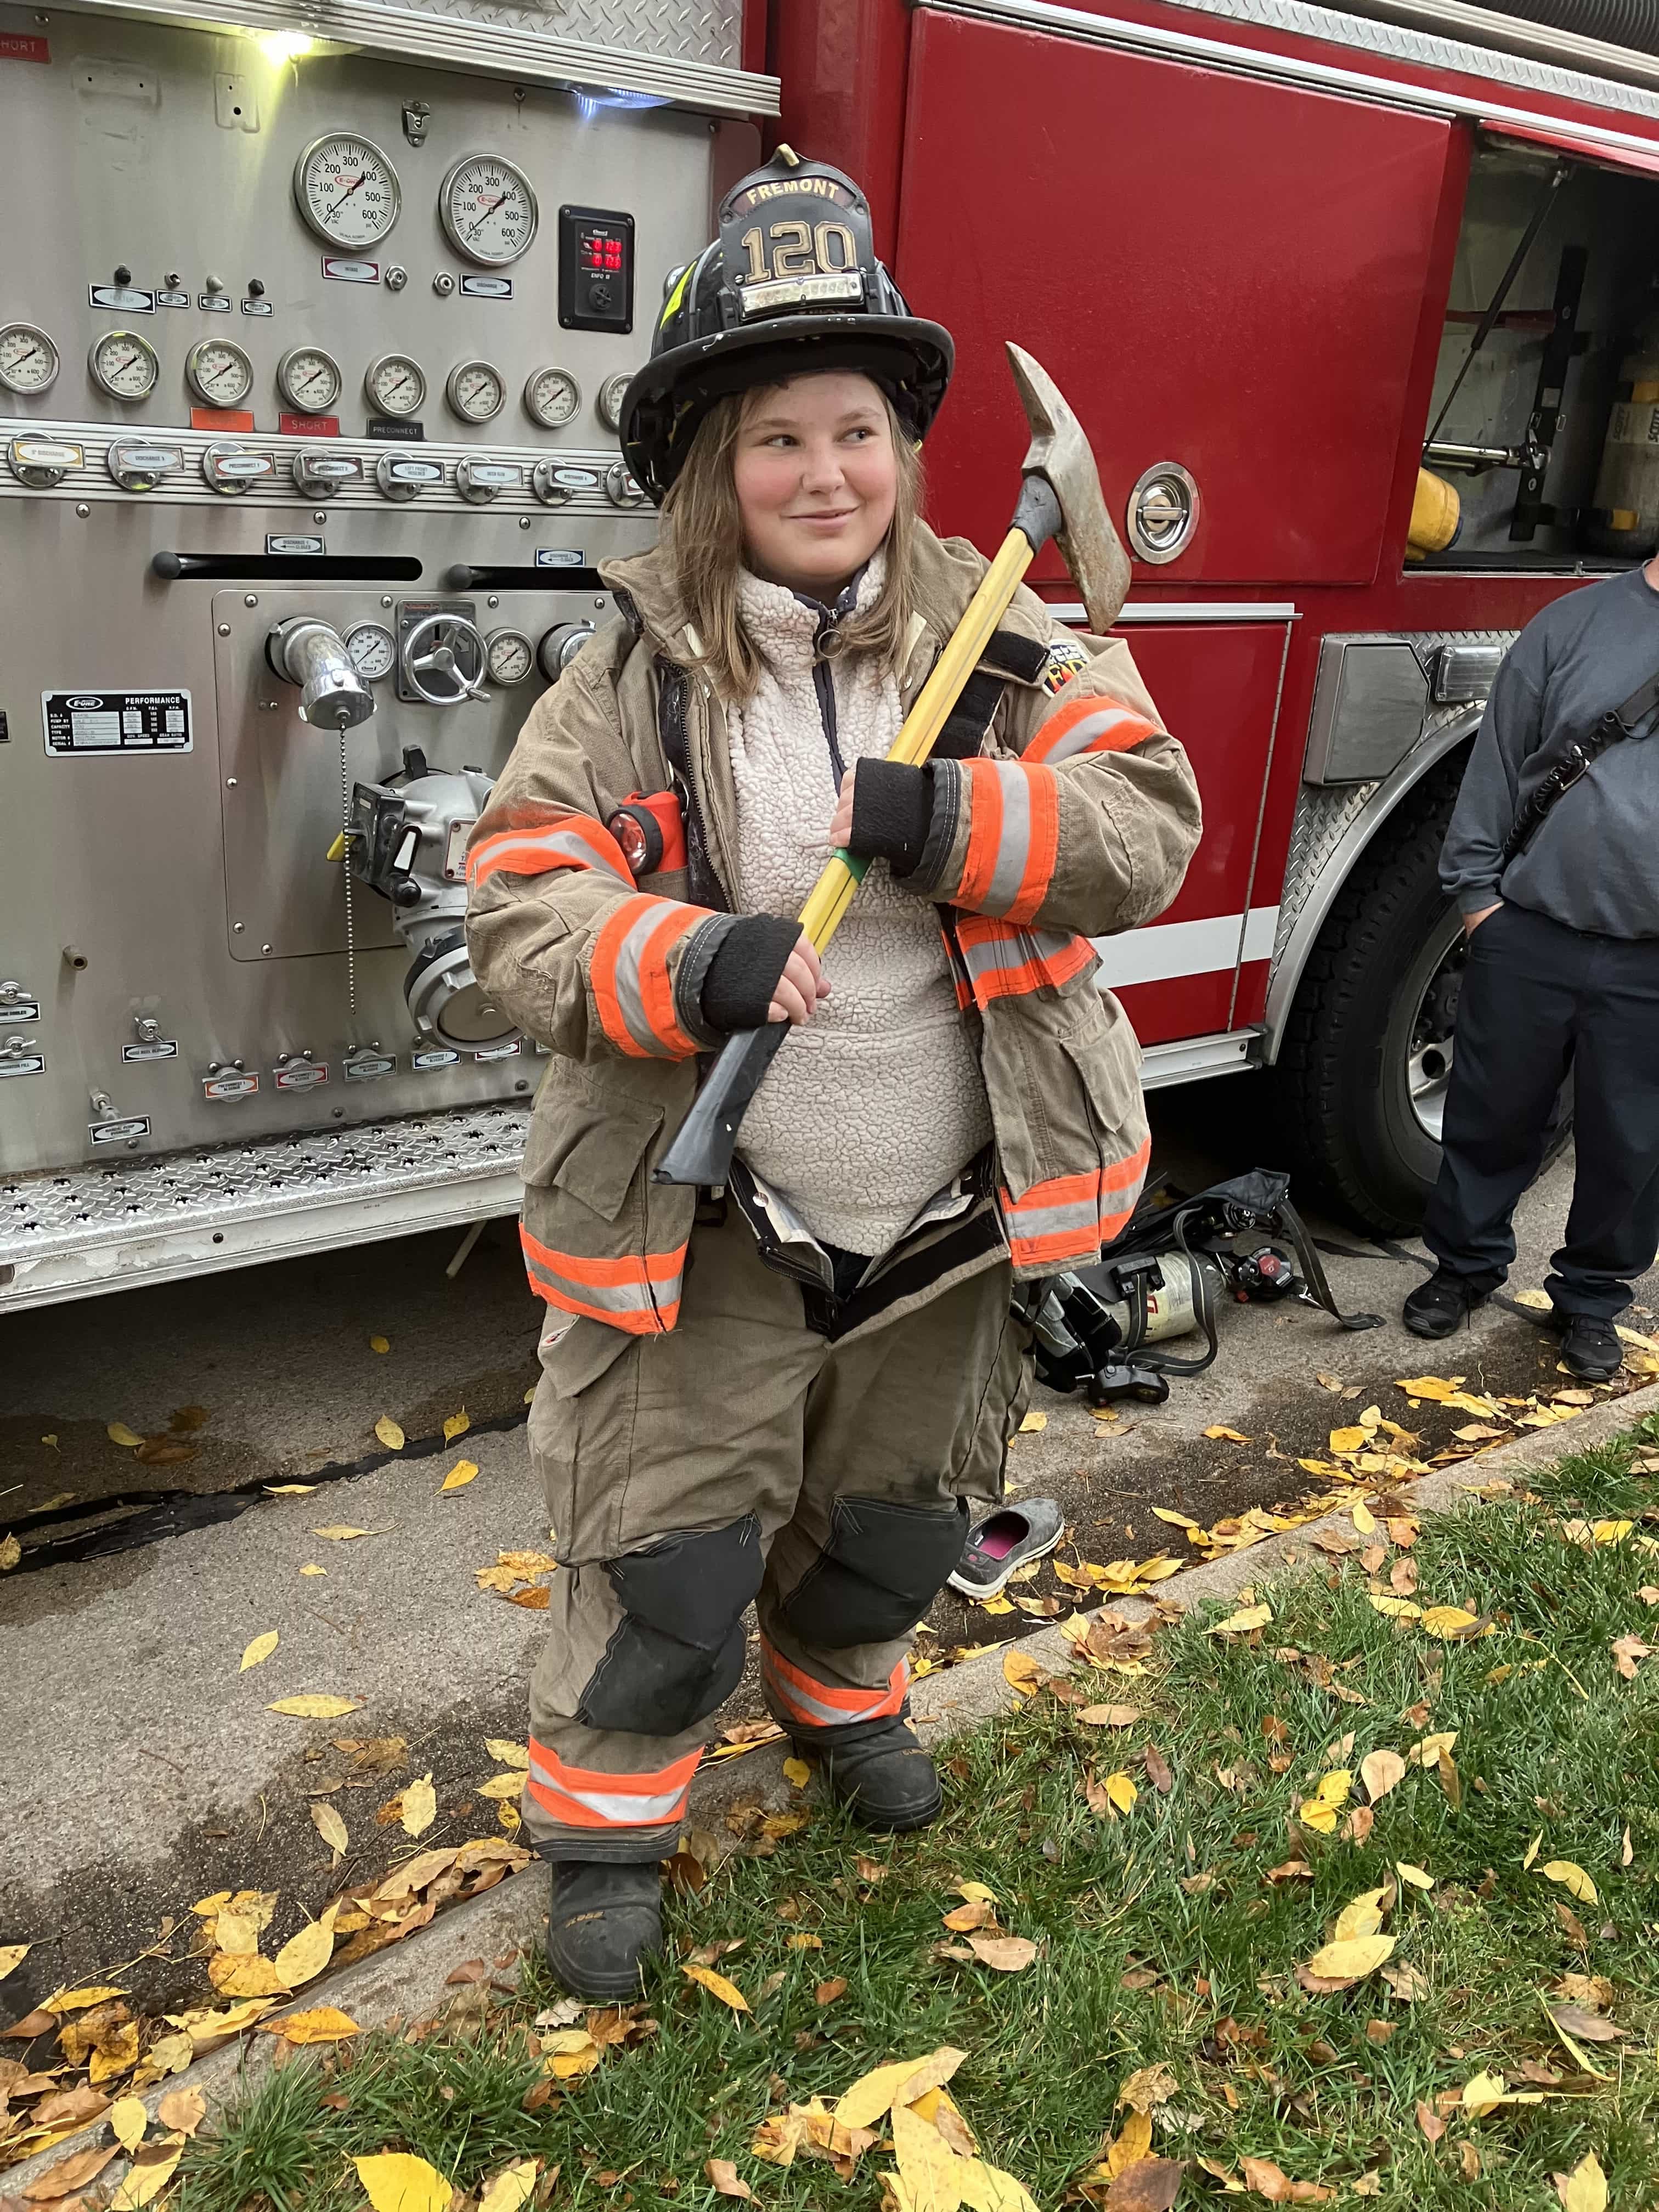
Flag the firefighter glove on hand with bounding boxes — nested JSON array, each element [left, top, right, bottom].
[[699, 913, 809, 1031], [846, 759, 934, 879]]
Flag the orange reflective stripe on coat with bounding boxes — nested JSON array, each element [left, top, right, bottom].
[[956, 758, 1060, 926], [759, 1641, 907, 1731], [1024, 695, 1159, 766], [998, 1135, 1152, 1270], [467, 801, 634, 890], [952, 913, 1096, 1010], [521, 1223, 686, 1333], [591, 892, 705, 1058], [526, 1739, 701, 1829]]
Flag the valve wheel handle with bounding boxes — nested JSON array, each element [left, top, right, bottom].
[[400, 611, 489, 706]]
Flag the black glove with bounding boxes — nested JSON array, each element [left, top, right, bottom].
[[699, 913, 803, 1032], [845, 759, 933, 878]]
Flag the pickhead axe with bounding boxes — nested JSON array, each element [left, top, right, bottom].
[[654, 342, 1133, 1189]]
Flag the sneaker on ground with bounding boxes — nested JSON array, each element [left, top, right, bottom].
[[1402, 1269, 1488, 1340], [1551, 1310, 1623, 1383], [947, 1497, 1066, 1600]]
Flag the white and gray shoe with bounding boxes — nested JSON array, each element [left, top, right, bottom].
[[947, 1498, 1066, 1600]]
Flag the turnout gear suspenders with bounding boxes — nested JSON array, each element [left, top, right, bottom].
[[1499, 662, 1659, 870]]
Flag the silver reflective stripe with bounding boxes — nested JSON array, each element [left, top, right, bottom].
[[610, 901, 679, 1056], [1005, 1186, 1102, 1240], [531, 1763, 691, 1825], [959, 924, 1074, 986], [983, 761, 1032, 915], [477, 825, 628, 883], [1039, 704, 1141, 763], [524, 1249, 680, 1318], [761, 1654, 889, 1729]]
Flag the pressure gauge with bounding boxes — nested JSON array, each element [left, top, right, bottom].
[[364, 353, 426, 417], [89, 330, 160, 402], [438, 154, 538, 267], [0, 323, 59, 396], [277, 346, 343, 413], [486, 628, 534, 686], [185, 337, 254, 409], [524, 365, 580, 429], [445, 359, 505, 425], [596, 370, 631, 432], [294, 133, 402, 250], [346, 623, 397, 681]]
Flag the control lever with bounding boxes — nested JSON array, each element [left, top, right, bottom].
[[400, 610, 489, 706], [266, 616, 376, 730]]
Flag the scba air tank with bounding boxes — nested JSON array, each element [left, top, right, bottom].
[[1590, 308, 1659, 556]]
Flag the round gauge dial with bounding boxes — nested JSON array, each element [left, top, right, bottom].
[[276, 345, 342, 413], [89, 329, 160, 402], [0, 323, 59, 396], [185, 336, 254, 408], [445, 358, 505, 424], [294, 133, 402, 250], [346, 623, 397, 681], [364, 352, 426, 417], [486, 629, 534, 686], [523, 365, 580, 429], [596, 370, 632, 432], [438, 154, 538, 267]]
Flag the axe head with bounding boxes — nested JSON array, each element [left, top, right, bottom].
[[1007, 341, 1132, 635]]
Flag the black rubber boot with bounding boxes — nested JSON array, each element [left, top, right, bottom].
[[544, 1860, 663, 2002], [1403, 1269, 1488, 1339], [794, 1717, 943, 1832], [1553, 1311, 1623, 1383]]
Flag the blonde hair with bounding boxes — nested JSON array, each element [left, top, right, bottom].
[[660, 379, 924, 704]]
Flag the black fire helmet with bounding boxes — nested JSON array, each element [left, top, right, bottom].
[[618, 145, 953, 505]]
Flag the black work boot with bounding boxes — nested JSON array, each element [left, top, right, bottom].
[[544, 1860, 662, 2001], [794, 1717, 943, 1832], [1403, 1269, 1488, 1339], [1552, 1311, 1623, 1383]]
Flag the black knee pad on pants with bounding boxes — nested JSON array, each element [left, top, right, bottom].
[[781, 1495, 968, 1649], [578, 1514, 763, 1735]]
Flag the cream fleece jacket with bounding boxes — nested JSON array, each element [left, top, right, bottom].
[[725, 559, 993, 1255]]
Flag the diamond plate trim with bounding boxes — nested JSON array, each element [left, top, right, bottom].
[[1, 1104, 531, 1265], [391, 0, 739, 61]]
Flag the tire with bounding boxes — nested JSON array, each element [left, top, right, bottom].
[[1271, 762, 1469, 1234]]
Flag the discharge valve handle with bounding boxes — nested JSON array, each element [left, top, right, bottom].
[[400, 610, 489, 707], [266, 616, 377, 731]]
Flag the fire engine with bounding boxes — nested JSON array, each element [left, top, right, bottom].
[[2, 0, 1655, 1311]]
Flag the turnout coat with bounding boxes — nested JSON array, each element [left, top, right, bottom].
[[465, 522, 1202, 1344]]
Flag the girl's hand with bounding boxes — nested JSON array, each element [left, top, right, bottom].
[[827, 766, 855, 853], [769, 931, 831, 1025]]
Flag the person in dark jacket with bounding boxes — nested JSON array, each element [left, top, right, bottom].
[[1404, 561, 1659, 1379]]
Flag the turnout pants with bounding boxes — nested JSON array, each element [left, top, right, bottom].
[[1424, 900, 1659, 1319], [523, 1204, 1025, 1861]]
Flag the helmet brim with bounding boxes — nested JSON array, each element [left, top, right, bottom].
[[619, 313, 954, 503]]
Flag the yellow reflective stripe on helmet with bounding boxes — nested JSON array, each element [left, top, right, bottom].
[[659, 261, 693, 329]]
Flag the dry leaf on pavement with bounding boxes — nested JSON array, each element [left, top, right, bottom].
[[268, 1694, 364, 1719], [273, 1903, 339, 1989], [23, 2143, 119, 2198], [443, 1409, 471, 1442], [109, 2095, 148, 2151], [108, 2135, 187, 2210], [310, 1801, 348, 1856], [0, 1944, 29, 1982], [373, 1417, 405, 1451], [239, 1631, 279, 1672], [441, 1460, 479, 1492], [156, 2087, 206, 2135], [399, 1774, 437, 1838]]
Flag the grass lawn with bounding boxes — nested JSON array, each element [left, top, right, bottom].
[[172, 1419, 1659, 2212]]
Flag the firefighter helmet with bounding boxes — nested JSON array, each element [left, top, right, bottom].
[[618, 146, 953, 504]]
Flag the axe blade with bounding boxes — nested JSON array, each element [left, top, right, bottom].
[[1006, 341, 1132, 635]]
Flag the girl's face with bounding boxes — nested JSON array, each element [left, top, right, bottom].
[[731, 373, 899, 601]]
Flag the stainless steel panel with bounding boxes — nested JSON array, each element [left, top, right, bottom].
[[1434, 641, 1505, 702], [1304, 637, 1430, 786]]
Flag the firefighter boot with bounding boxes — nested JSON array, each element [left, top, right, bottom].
[[795, 1718, 943, 1832], [544, 1860, 663, 2001]]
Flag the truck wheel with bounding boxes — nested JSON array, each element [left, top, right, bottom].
[[1272, 763, 1469, 1234]]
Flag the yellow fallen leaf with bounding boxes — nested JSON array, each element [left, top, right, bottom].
[[1334, 1886, 1388, 1941], [1361, 1748, 1406, 1803], [1395, 1375, 1460, 1400], [957, 2164, 1041, 2212], [273, 1903, 338, 1989], [1002, 1649, 1043, 1696], [0, 1534, 18, 1572], [210, 1953, 288, 1998], [1522, 1831, 1542, 1870], [214, 1908, 259, 1954], [311, 1801, 348, 1855], [682, 1962, 749, 2012], [441, 1460, 480, 1492], [268, 1694, 365, 1719], [1351, 1500, 1377, 1535], [837, 2057, 938, 2131], [893, 2099, 967, 2210], [1541, 1861, 1598, 1905], [543, 2028, 599, 2078], [156, 2087, 207, 2136], [1300, 1769, 1353, 1834], [373, 1416, 405, 1451], [43, 1984, 129, 2012], [106, 1422, 145, 1448], [267, 2006, 360, 2044], [1461, 2070, 1508, 2118], [1104, 2111, 1154, 2179], [1209, 1602, 1272, 1635], [300, 1564, 327, 1576], [978, 1594, 1015, 1616], [477, 2159, 541, 2212], [1368, 1593, 1422, 1619], [485, 1739, 529, 1768], [400, 1773, 437, 1838], [1103, 1771, 1138, 1815], [443, 1409, 471, 1443], [1017, 1409, 1047, 1433], [353, 2151, 452, 2212], [240, 1630, 279, 1672], [267, 1485, 317, 1496], [1204, 1426, 1251, 1442], [368, 1334, 390, 1353], [1514, 1288, 1553, 1311], [109, 2135, 186, 2209], [311, 1526, 371, 1542], [783, 1757, 811, 1788], [1152, 1507, 1199, 1529], [1330, 1426, 1371, 1454], [476, 1772, 523, 1801], [110, 2094, 149, 2152], [1306, 1933, 1396, 1982], [1421, 1606, 1483, 1638], [1558, 2151, 1609, 2212], [0, 1942, 29, 1981], [1396, 1861, 1435, 1889]]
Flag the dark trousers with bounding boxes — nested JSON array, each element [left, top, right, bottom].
[[1424, 900, 1659, 1319]]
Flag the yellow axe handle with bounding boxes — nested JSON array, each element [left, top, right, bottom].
[[795, 522, 1036, 951]]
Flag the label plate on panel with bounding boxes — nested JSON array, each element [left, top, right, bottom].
[[535, 548, 585, 568], [91, 1116, 151, 1144], [1, 999, 40, 1023], [0, 1053, 46, 1078], [43, 690, 190, 755], [412, 1047, 460, 1071], [203, 1071, 258, 1100], [122, 1039, 179, 1062]]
